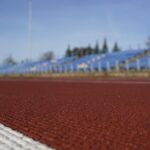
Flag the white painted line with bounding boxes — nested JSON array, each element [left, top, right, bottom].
[[0, 124, 55, 150]]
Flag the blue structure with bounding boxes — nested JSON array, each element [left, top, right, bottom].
[[0, 49, 150, 75]]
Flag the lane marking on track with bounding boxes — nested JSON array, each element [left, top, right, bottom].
[[0, 124, 55, 150]]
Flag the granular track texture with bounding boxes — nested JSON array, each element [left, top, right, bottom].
[[0, 80, 150, 150]]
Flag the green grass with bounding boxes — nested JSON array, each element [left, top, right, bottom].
[[1, 70, 150, 79]]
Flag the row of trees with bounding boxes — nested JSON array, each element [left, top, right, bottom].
[[65, 39, 120, 58], [4, 36, 150, 65], [2, 40, 120, 65]]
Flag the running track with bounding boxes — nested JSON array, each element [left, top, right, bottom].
[[0, 79, 150, 150]]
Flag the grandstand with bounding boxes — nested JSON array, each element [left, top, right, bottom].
[[0, 49, 150, 75]]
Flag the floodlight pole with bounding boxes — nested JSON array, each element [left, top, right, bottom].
[[28, 0, 32, 61]]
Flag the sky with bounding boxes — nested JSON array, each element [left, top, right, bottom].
[[0, 0, 150, 62]]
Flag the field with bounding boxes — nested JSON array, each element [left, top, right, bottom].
[[0, 79, 150, 150]]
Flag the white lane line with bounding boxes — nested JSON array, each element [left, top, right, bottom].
[[0, 124, 55, 150]]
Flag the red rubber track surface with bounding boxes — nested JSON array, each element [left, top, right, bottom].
[[0, 79, 150, 150]]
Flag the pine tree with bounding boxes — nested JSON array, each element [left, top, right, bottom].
[[94, 41, 99, 54], [146, 36, 150, 49], [3, 55, 17, 65], [83, 48, 87, 56], [102, 38, 108, 53], [87, 45, 93, 55], [73, 48, 79, 57], [112, 42, 120, 52], [66, 45, 72, 57]]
